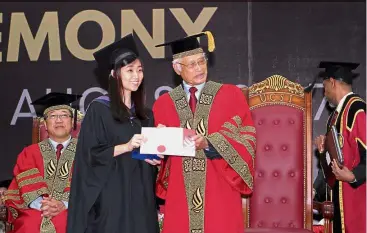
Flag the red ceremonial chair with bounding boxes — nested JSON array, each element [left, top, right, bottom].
[[240, 75, 331, 233], [0, 111, 84, 232]]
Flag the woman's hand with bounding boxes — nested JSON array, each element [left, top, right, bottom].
[[144, 154, 164, 166], [127, 134, 145, 152]]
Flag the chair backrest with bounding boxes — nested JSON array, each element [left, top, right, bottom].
[[31, 110, 84, 143], [242, 75, 313, 230]]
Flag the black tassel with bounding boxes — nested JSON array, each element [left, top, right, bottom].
[[73, 107, 77, 130]]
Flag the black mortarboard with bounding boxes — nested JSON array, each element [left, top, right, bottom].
[[318, 61, 360, 85], [93, 33, 139, 76], [31, 92, 82, 130], [155, 31, 216, 59]]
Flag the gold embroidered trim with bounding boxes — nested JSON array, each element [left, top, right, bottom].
[[40, 217, 57, 233], [3, 195, 20, 201], [173, 48, 204, 60], [38, 138, 77, 233], [208, 132, 253, 189], [169, 81, 222, 233], [345, 97, 364, 132], [5, 189, 19, 195], [339, 99, 347, 233], [356, 138, 366, 149], [9, 207, 18, 220], [16, 168, 40, 181], [221, 116, 256, 158], [22, 187, 49, 206], [43, 105, 73, 116], [18, 177, 44, 188]]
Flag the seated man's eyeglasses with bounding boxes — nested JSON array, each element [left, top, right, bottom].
[[178, 56, 208, 70], [46, 114, 72, 120]]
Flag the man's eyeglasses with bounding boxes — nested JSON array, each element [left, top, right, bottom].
[[45, 114, 72, 120], [178, 56, 208, 70]]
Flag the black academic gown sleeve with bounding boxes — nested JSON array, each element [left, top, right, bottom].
[[313, 167, 328, 203], [66, 101, 121, 233]]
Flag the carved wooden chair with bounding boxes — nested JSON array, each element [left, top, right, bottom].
[[240, 75, 330, 233], [0, 111, 84, 232]]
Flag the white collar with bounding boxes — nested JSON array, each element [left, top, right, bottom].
[[182, 81, 206, 95], [336, 92, 353, 113], [48, 136, 72, 151]]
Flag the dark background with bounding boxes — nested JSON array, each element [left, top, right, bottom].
[[0, 2, 365, 181]]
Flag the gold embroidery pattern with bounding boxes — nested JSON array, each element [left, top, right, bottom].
[[192, 187, 204, 213], [13, 202, 27, 209], [18, 177, 43, 188], [193, 159, 205, 171], [59, 161, 69, 180], [61, 192, 70, 202], [39, 138, 77, 233], [3, 195, 20, 201], [9, 207, 18, 220], [163, 159, 171, 190], [46, 160, 56, 179], [208, 132, 253, 190], [196, 119, 206, 136], [16, 168, 39, 181], [22, 187, 49, 206], [199, 93, 213, 105], [173, 48, 204, 60], [5, 190, 19, 195], [169, 81, 222, 233]]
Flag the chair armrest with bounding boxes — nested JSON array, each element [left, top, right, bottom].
[[314, 201, 334, 233], [313, 201, 334, 220]]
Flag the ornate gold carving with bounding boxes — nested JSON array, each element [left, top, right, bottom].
[[249, 75, 304, 96]]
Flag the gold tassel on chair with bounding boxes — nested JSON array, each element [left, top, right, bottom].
[[204, 31, 215, 52]]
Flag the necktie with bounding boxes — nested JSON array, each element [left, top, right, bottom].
[[329, 110, 339, 129], [189, 87, 198, 113], [56, 144, 63, 160]]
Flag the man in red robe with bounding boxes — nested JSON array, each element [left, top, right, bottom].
[[153, 31, 256, 233], [314, 61, 365, 233], [4, 93, 81, 233]]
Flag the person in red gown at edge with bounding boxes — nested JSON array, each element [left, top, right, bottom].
[[314, 61, 366, 233], [153, 31, 256, 233], [3, 92, 81, 233]]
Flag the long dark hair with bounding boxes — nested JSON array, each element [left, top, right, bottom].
[[108, 50, 147, 122]]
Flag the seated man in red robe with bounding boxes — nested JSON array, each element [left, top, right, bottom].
[[153, 31, 256, 233], [314, 61, 366, 233], [4, 92, 81, 233]]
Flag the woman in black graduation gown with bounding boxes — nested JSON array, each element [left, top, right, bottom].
[[66, 34, 161, 233]]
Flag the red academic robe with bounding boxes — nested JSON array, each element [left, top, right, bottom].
[[4, 138, 77, 233], [153, 81, 255, 233], [330, 94, 366, 233]]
